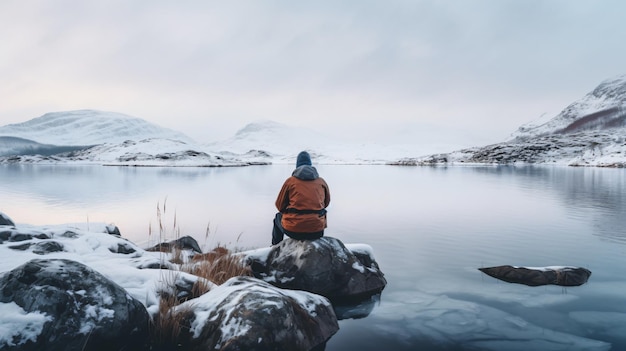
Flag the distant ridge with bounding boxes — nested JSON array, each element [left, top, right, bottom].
[[394, 74, 626, 167], [0, 109, 194, 145], [0, 136, 90, 157], [510, 75, 626, 140], [208, 120, 334, 155]]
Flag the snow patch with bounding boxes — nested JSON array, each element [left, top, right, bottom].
[[0, 302, 51, 346]]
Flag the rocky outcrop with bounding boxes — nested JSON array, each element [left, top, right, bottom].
[[246, 237, 387, 301], [479, 265, 592, 287], [391, 75, 626, 168], [391, 131, 626, 167], [0, 215, 383, 350], [174, 276, 338, 351], [0, 259, 151, 351]]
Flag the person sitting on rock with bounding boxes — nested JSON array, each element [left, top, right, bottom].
[[272, 151, 330, 245]]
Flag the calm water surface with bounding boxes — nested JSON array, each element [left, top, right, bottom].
[[1, 164, 625, 350]]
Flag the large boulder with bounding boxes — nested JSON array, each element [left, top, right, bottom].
[[247, 237, 387, 301], [174, 276, 338, 351], [0, 259, 150, 351], [479, 265, 592, 287]]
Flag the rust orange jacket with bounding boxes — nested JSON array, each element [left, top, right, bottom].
[[275, 166, 330, 233]]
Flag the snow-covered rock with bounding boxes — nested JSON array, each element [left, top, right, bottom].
[[0, 212, 14, 227], [0, 258, 151, 351], [245, 236, 387, 301], [394, 75, 626, 167], [145, 235, 203, 254], [0, 216, 364, 350], [173, 276, 338, 351]]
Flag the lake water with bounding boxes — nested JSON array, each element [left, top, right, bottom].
[[1, 164, 625, 350]]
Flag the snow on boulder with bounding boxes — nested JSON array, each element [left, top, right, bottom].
[[245, 236, 387, 301], [0, 258, 151, 351], [0, 212, 14, 226], [479, 265, 592, 287], [173, 276, 338, 351]]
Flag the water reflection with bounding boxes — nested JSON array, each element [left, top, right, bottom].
[[1, 164, 626, 350], [465, 166, 626, 244], [333, 294, 381, 320]]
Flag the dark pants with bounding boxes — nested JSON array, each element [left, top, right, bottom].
[[272, 213, 324, 245]]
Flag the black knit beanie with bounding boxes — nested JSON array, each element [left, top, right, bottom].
[[296, 151, 312, 168]]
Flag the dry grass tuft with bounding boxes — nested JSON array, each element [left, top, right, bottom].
[[148, 200, 254, 347], [150, 293, 194, 350], [169, 247, 185, 265], [185, 245, 253, 285]]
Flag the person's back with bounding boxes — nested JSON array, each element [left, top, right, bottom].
[[272, 151, 330, 245]]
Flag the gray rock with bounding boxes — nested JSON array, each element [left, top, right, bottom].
[[106, 225, 121, 236], [8, 243, 32, 251], [479, 265, 592, 287], [145, 235, 202, 253], [32, 241, 64, 255], [109, 242, 137, 254], [0, 211, 15, 226], [249, 236, 387, 301], [0, 258, 150, 351], [0, 229, 14, 241], [9, 232, 32, 242], [176, 276, 338, 351]]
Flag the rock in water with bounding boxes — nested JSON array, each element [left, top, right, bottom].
[[478, 265, 592, 287], [248, 236, 387, 301], [0, 258, 150, 351], [176, 276, 338, 351]]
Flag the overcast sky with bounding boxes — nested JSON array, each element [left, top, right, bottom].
[[1, 0, 625, 147]]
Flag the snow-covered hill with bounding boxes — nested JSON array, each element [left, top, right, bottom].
[[510, 75, 626, 140], [207, 120, 440, 164], [0, 138, 268, 167], [0, 109, 194, 145], [0, 110, 260, 166], [394, 75, 626, 168]]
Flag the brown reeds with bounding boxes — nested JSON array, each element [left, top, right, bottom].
[[148, 199, 253, 348], [185, 245, 253, 285]]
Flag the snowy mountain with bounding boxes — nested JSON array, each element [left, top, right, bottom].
[[207, 120, 436, 164], [0, 110, 260, 166], [510, 75, 626, 140], [208, 120, 334, 155], [394, 75, 626, 168], [0, 109, 194, 145]]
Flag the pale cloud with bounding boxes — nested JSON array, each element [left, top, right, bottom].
[[1, 0, 625, 145]]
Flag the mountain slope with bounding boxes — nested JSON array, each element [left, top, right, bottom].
[[207, 120, 426, 164], [510, 75, 626, 140], [0, 109, 194, 145], [0, 136, 89, 157], [207, 120, 334, 155], [394, 75, 626, 168], [0, 138, 264, 167]]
